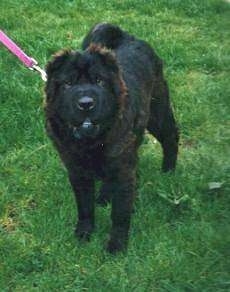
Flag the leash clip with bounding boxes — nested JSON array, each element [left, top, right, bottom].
[[32, 64, 47, 82], [0, 30, 47, 82], [29, 58, 47, 82]]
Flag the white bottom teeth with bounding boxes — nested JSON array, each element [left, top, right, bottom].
[[68, 121, 96, 131], [83, 122, 91, 128]]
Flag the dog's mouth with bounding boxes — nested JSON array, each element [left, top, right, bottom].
[[68, 118, 100, 139]]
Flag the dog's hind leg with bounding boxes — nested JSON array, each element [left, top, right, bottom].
[[147, 70, 179, 172]]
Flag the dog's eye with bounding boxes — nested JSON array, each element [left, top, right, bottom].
[[64, 81, 72, 89], [96, 77, 104, 87]]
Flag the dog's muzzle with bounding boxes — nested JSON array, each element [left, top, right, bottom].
[[72, 118, 100, 139]]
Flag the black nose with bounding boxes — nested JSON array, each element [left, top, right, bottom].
[[77, 96, 95, 111]]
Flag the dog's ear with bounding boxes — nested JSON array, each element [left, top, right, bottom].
[[100, 50, 119, 74], [46, 49, 73, 76], [45, 50, 73, 102], [87, 44, 119, 74]]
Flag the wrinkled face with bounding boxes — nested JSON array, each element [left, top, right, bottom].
[[45, 46, 124, 140]]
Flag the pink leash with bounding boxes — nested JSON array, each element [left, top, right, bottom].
[[0, 29, 47, 81]]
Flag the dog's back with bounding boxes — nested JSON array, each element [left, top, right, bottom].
[[82, 23, 158, 67]]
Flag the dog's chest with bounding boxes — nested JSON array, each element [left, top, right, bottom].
[[81, 143, 107, 178]]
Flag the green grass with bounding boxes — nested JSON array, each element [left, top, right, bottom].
[[0, 0, 230, 291]]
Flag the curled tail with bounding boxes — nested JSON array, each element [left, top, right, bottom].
[[82, 23, 130, 50]]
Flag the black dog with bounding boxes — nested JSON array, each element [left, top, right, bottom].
[[45, 23, 179, 253]]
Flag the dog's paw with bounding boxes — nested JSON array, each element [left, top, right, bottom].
[[106, 237, 127, 254], [75, 220, 94, 242]]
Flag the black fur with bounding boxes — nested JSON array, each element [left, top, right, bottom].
[[45, 23, 179, 254]]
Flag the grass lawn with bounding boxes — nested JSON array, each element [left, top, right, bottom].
[[0, 0, 230, 291]]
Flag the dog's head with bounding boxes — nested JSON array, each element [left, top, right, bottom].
[[45, 44, 126, 140]]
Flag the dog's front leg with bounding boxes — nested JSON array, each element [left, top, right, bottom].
[[68, 170, 95, 242], [106, 162, 136, 254]]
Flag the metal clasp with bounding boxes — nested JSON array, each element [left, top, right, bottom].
[[28, 58, 47, 82], [32, 64, 47, 82]]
